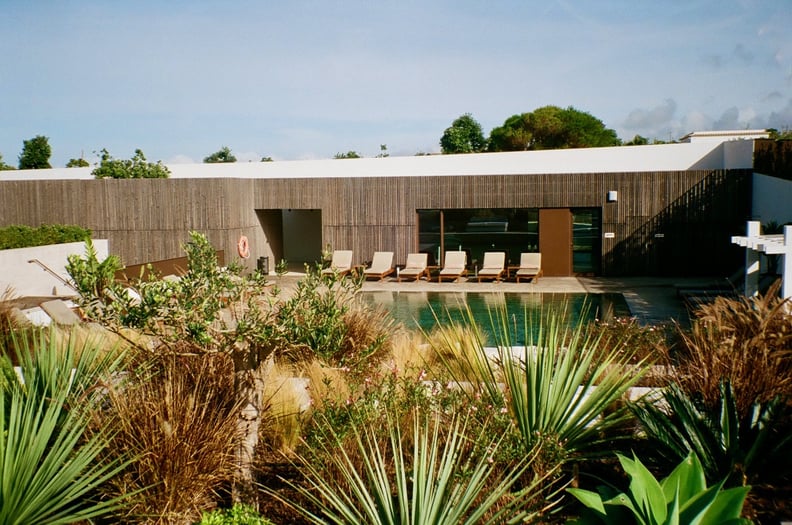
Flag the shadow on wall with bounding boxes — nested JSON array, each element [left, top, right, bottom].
[[605, 170, 752, 277]]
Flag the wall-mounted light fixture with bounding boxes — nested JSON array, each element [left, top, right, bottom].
[[607, 190, 618, 202]]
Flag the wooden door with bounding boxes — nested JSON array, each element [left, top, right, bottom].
[[539, 208, 572, 276]]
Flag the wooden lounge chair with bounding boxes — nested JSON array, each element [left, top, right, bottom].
[[321, 250, 353, 277], [438, 251, 468, 282], [477, 251, 506, 282], [397, 253, 429, 282], [515, 252, 542, 283], [363, 251, 394, 281]]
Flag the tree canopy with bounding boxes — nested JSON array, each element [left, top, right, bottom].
[[18, 135, 52, 169], [66, 157, 90, 168], [0, 153, 16, 171], [488, 106, 621, 151], [203, 146, 237, 163], [91, 149, 170, 179], [440, 113, 486, 154]]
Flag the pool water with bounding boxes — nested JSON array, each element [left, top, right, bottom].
[[360, 292, 630, 345]]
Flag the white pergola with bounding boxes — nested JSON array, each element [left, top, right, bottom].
[[731, 221, 792, 300]]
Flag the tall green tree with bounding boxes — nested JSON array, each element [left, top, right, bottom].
[[92, 148, 170, 179], [0, 153, 16, 170], [18, 134, 52, 169], [203, 146, 237, 163], [488, 106, 621, 151], [440, 113, 486, 153]]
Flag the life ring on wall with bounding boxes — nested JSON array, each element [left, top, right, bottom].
[[237, 235, 251, 259]]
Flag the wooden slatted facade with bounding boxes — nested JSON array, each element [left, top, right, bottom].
[[0, 168, 751, 276]]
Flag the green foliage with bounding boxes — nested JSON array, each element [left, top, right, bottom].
[[334, 150, 361, 159], [631, 381, 792, 488], [567, 452, 750, 524], [270, 406, 556, 524], [260, 156, 274, 162], [265, 264, 374, 365], [199, 503, 273, 524], [66, 238, 124, 317], [0, 329, 132, 524], [0, 223, 92, 250], [65, 157, 89, 167], [18, 134, 52, 169], [767, 127, 792, 140], [91, 148, 170, 179], [0, 153, 16, 170], [440, 113, 487, 153], [488, 106, 621, 151], [204, 146, 238, 163], [432, 302, 649, 462]]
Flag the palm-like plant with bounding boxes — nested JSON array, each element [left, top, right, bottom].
[[267, 407, 558, 524], [429, 299, 650, 461], [630, 380, 792, 488], [0, 328, 132, 524]]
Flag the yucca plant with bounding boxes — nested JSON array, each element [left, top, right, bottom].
[[567, 452, 751, 524], [0, 328, 132, 524], [267, 406, 558, 524], [630, 380, 792, 490], [429, 299, 651, 461]]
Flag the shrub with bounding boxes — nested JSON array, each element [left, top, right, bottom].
[[0, 328, 132, 524], [567, 452, 750, 524], [95, 353, 242, 523], [92, 148, 170, 179], [198, 503, 274, 525], [267, 406, 558, 524], [0, 223, 91, 250], [669, 281, 792, 417]]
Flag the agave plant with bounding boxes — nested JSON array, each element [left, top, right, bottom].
[[567, 452, 750, 524], [630, 380, 792, 488], [0, 328, 132, 524], [266, 406, 559, 524], [429, 299, 650, 461]]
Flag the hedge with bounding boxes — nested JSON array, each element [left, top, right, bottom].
[[0, 224, 92, 250]]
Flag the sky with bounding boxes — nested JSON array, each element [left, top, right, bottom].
[[1, 0, 791, 167]]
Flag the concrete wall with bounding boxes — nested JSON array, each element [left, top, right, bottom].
[[752, 173, 792, 225], [0, 240, 108, 298]]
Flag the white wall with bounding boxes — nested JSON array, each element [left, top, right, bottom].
[[0, 135, 757, 182], [0, 240, 108, 298], [752, 174, 792, 225]]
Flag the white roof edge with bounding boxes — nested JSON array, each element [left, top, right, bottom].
[[0, 130, 759, 182]]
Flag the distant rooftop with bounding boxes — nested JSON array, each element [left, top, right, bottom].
[[680, 129, 770, 143]]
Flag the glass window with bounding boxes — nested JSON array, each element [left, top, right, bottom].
[[418, 208, 538, 267], [572, 208, 601, 274]]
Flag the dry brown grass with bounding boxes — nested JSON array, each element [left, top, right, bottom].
[[668, 281, 792, 416], [95, 352, 241, 524]]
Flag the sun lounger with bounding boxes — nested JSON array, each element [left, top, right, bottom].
[[515, 252, 542, 283], [363, 251, 395, 281], [438, 251, 468, 282], [397, 253, 429, 282], [477, 251, 506, 282], [321, 250, 353, 277]]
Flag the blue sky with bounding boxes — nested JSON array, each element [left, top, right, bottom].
[[1, 0, 790, 167]]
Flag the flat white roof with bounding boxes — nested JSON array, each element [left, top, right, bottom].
[[0, 132, 759, 181]]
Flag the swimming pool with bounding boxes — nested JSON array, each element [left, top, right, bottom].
[[360, 292, 630, 345]]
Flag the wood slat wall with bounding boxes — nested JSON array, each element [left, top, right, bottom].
[[0, 169, 751, 276]]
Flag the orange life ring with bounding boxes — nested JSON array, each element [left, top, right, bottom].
[[237, 235, 250, 259]]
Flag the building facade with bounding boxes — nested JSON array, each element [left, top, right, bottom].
[[0, 133, 765, 278]]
